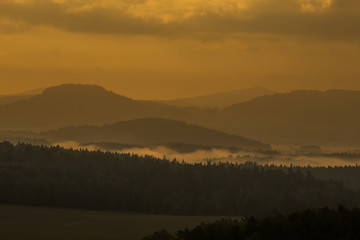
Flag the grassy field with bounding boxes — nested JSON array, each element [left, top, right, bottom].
[[0, 205, 226, 240]]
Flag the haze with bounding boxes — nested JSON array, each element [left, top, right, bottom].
[[3, 1, 360, 236], [1, 0, 360, 99]]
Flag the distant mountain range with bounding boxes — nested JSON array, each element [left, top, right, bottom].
[[1, 84, 360, 146], [159, 87, 275, 109], [0, 84, 209, 130]]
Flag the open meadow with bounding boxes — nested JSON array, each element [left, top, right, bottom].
[[0, 205, 224, 240]]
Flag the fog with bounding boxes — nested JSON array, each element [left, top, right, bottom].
[[54, 141, 360, 167]]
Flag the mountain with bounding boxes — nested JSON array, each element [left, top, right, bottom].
[[214, 90, 360, 145], [0, 84, 210, 131], [160, 87, 276, 109], [41, 118, 270, 150], [3, 84, 360, 146]]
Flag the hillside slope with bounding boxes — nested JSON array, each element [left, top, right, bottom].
[[161, 87, 275, 108], [216, 90, 360, 145], [0, 84, 208, 130], [42, 118, 269, 150]]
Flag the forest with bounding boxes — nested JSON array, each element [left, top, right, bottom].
[[143, 206, 360, 240], [0, 141, 359, 216]]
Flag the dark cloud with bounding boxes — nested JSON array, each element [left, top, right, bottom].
[[0, 0, 359, 40], [0, 0, 171, 35]]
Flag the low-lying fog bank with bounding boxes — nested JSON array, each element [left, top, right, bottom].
[[54, 141, 360, 167]]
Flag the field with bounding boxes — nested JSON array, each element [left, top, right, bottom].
[[0, 205, 224, 240]]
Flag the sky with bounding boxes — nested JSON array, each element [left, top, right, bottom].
[[0, 0, 360, 99]]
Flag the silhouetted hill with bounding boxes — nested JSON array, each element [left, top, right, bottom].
[[160, 87, 276, 108], [215, 90, 360, 145], [42, 118, 269, 150], [0, 84, 208, 130]]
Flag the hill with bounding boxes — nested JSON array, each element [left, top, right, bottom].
[[161, 87, 275, 108], [215, 90, 360, 145], [0, 84, 208, 131], [42, 118, 269, 150]]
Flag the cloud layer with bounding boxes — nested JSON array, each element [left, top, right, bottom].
[[0, 0, 359, 39], [1, 0, 360, 98]]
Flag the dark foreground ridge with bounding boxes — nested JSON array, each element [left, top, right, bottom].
[[0, 142, 359, 216], [144, 206, 360, 240]]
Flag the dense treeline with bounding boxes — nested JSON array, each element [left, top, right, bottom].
[[0, 142, 358, 216], [303, 166, 360, 191], [143, 206, 360, 240], [265, 164, 360, 191]]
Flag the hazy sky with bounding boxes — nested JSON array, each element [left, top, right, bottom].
[[1, 0, 360, 99]]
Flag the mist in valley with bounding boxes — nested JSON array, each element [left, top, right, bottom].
[[53, 140, 360, 167]]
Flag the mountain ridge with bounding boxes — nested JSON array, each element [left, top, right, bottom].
[[2, 84, 360, 146], [42, 117, 270, 150], [216, 89, 360, 145], [0, 84, 208, 130], [159, 87, 276, 108]]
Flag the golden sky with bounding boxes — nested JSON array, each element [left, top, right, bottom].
[[0, 0, 360, 99]]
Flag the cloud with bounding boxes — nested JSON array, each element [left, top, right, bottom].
[[298, 0, 333, 12], [0, 0, 359, 40], [0, 17, 30, 33], [0, 0, 169, 35]]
